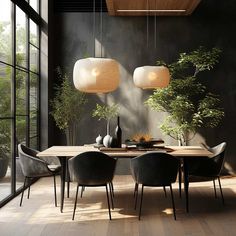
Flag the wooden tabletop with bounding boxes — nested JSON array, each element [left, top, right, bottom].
[[37, 145, 213, 158]]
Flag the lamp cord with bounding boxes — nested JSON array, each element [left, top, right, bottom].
[[93, 0, 95, 57], [154, 0, 157, 49], [100, 0, 103, 57], [146, 0, 149, 48]]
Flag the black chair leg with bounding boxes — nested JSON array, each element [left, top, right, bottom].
[[218, 177, 225, 205], [163, 186, 167, 198], [81, 186, 85, 198], [27, 180, 31, 199], [53, 175, 57, 207], [67, 181, 70, 198], [20, 177, 27, 206], [134, 183, 138, 198], [109, 183, 114, 209], [138, 185, 144, 220], [110, 182, 115, 197], [170, 184, 176, 220], [72, 183, 80, 220], [105, 184, 112, 220], [178, 165, 182, 198], [213, 179, 217, 198], [134, 183, 139, 210]]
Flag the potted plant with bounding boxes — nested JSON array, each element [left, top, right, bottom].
[[145, 47, 224, 146], [92, 103, 119, 147], [50, 67, 87, 145]]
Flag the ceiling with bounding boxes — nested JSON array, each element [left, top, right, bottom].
[[54, 0, 107, 12], [54, 0, 201, 15], [106, 0, 202, 16]]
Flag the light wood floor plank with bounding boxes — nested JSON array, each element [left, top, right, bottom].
[[1, 175, 236, 236]]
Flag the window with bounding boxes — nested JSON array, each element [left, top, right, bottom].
[[0, 0, 41, 205]]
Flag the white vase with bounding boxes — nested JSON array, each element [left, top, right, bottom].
[[96, 134, 103, 145], [103, 134, 112, 147]]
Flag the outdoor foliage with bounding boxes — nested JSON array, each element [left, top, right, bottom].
[[145, 47, 224, 145]]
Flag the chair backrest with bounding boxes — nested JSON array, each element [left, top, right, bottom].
[[130, 152, 179, 186], [208, 142, 227, 175], [18, 144, 49, 177], [68, 151, 116, 185], [209, 142, 226, 156], [189, 142, 227, 177]]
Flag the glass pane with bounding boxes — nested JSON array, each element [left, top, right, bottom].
[[16, 6, 27, 68], [30, 19, 38, 47], [30, 73, 38, 147], [29, 136, 38, 149], [0, 0, 12, 64], [0, 63, 12, 117], [30, 45, 38, 73], [0, 119, 12, 201], [16, 116, 27, 145], [30, 0, 39, 13], [16, 69, 27, 116]]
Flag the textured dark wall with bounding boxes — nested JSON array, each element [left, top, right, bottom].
[[51, 0, 236, 174]]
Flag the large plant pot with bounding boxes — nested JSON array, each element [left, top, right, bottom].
[[0, 156, 9, 179]]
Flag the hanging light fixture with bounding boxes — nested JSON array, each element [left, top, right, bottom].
[[133, 0, 170, 89], [73, 0, 120, 93], [73, 57, 120, 93], [133, 66, 170, 89]]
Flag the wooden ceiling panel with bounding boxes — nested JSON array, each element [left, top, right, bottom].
[[106, 0, 201, 16]]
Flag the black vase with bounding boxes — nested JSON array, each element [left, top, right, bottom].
[[115, 116, 122, 148]]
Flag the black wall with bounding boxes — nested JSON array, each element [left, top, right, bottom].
[[51, 0, 236, 174]]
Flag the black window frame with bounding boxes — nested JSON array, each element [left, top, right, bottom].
[[0, 0, 41, 207]]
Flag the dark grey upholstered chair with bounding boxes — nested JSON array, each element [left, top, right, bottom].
[[68, 151, 116, 220], [187, 142, 227, 204], [130, 152, 179, 220], [18, 144, 61, 207]]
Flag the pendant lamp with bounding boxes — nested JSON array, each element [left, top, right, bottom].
[[133, 66, 170, 89], [73, 57, 120, 93], [73, 0, 120, 93]]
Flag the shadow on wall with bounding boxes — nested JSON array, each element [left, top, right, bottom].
[[53, 2, 236, 173]]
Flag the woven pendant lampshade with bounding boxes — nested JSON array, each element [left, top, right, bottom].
[[133, 66, 170, 89], [73, 57, 120, 93]]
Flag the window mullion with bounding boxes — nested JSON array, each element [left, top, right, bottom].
[[11, 1, 17, 194], [26, 14, 30, 147]]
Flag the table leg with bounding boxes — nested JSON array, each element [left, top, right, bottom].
[[183, 158, 189, 213], [59, 157, 66, 213]]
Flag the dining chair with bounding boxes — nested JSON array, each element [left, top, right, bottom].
[[18, 144, 61, 207], [187, 142, 227, 204], [130, 152, 179, 220], [68, 151, 116, 220]]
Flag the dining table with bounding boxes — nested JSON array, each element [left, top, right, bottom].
[[37, 145, 213, 213]]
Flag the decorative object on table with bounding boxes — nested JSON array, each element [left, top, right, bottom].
[[73, 57, 120, 93], [114, 116, 122, 148], [95, 134, 103, 145], [103, 135, 113, 148], [133, 65, 170, 89], [50, 67, 87, 145], [92, 103, 119, 148], [145, 47, 224, 146], [125, 133, 164, 149]]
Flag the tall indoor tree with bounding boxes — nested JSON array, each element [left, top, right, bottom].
[[146, 47, 224, 145], [50, 67, 87, 145]]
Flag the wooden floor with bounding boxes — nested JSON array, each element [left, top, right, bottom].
[[0, 175, 236, 236]]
